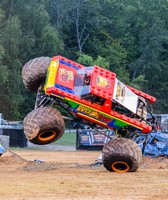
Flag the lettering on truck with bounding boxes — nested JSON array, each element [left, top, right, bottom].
[[77, 105, 112, 123]]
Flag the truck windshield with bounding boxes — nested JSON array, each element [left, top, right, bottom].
[[74, 67, 93, 97]]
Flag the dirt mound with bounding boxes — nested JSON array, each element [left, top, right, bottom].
[[141, 156, 168, 169], [0, 150, 168, 172], [0, 150, 89, 171], [0, 150, 29, 166], [22, 155, 168, 172]]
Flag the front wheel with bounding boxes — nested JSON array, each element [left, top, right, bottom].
[[102, 138, 142, 172], [23, 107, 65, 145], [22, 57, 51, 93]]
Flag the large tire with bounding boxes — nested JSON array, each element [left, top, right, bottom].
[[102, 138, 142, 172], [23, 107, 65, 145], [22, 57, 51, 93]]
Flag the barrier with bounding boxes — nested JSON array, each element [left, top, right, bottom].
[[2, 129, 27, 148], [76, 129, 114, 150]]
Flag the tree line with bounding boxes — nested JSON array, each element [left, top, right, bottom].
[[0, 0, 168, 120]]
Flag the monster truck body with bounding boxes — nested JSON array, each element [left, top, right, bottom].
[[44, 56, 155, 133], [22, 55, 157, 172]]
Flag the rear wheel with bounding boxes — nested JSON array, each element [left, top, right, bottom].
[[23, 107, 65, 145], [22, 57, 51, 93], [102, 138, 142, 172]]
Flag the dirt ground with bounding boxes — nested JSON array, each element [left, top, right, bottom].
[[0, 148, 168, 200]]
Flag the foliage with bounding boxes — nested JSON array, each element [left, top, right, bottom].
[[77, 53, 110, 69], [0, 0, 168, 120]]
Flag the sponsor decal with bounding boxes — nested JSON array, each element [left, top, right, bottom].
[[113, 79, 138, 114], [97, 75, 110, 88], [59, 68, 74, 82], [99, 114, 112, 123], [77, 105, 112, 123], [77, 106, 99, 118], [116, 82, 125, 103]]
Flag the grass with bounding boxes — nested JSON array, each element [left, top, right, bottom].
[[8, 130, 77, 151], [53, 131, 76, 146]]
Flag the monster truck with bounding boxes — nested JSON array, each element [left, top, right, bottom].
[[22, 55, 157, 172]]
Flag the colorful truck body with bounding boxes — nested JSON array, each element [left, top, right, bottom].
[[44, 56, 156, 133]]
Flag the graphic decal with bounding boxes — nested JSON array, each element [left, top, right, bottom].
[[97, 75, 110, 88], [113, 79, 138, 114], [59, 68, 74, 83], [77, 105, 112, 123], [77, 106, 99, 118], [116, 82, 125, 103]]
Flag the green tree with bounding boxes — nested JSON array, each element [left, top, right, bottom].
[[1, 0, 168, 118], [0, 8, 9, 90], [0, 16, 23, 119], [77, 53, 110, 68]]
